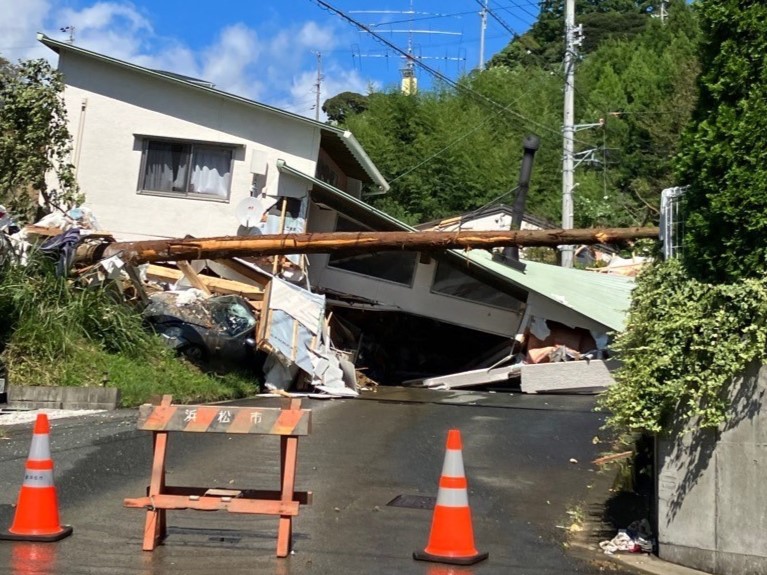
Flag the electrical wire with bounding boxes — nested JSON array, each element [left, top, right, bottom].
[[474, 0, 519, 36], [495, 0, 541, 23], [312, 0, 593, 146], [387, 106, 509, 184]]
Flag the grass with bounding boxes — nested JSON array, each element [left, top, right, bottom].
[[0, 256, 259, 406]]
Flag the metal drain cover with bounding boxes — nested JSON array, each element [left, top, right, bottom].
[[386, 494, 436, 510], [208, 536, 241, 544]]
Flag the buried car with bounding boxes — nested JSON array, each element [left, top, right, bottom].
[[143, 291, 258, 364]]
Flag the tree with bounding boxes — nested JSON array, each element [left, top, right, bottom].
[[487, 0, 657, 70], [330, 1, 698, 230], [322, 91, 369, 123], [677, 1, 767, 283], [0, 58, 81, 222], [577, 1, 700, 225]]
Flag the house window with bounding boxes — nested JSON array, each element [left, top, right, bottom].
[[328, 216, 417, 286], [140, 139, 233, 200], [431, 260, 523, 311]]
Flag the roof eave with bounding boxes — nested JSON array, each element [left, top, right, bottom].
[[37, 33, 390, 192]]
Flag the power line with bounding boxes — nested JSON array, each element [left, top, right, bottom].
[[474, 0, 517, 36], [496, 0, 541, 23], [312, 0, 592, 146], [387, 107, 509, 184]]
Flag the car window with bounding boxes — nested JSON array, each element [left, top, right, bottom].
[[210, 298, 256, 336]]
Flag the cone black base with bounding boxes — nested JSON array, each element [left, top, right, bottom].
[[0, 525, 73, 542], [413, 549, 489, 565]]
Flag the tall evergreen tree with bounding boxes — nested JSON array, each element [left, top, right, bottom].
[[677, 1, 767, 282]]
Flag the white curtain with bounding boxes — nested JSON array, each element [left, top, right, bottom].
[[143, 142, 188, 192], [190, 147, 231, 198]]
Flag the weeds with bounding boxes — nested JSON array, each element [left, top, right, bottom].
[[0, 255, 259, 406]]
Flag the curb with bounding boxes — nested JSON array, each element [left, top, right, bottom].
[[7, 385, 120, 411], [567, 463, 711, 575]]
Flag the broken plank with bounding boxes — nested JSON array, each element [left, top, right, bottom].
[[212, 259, 271, 286], [407, 363, 522, 390], [592, 450, 633, 466], [176, 261, 212, 296], [145, 264, 264, 299]]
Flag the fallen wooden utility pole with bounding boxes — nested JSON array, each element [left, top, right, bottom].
[[91, 227, 659, 265]]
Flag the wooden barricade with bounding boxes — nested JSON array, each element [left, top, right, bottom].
[[124, 394, 312, 557]]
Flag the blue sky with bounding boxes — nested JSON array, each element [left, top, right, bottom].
[[0, 0, 540, 119]]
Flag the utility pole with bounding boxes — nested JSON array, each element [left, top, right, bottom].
[[478, 0, 488, 70], [561, 0, 582, 268], [660, 0, 667, 24], [314, 52, 323, 121]]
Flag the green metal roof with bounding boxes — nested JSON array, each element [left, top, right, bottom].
[[464, 250, 635, 332]]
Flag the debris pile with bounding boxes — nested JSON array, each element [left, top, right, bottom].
[[599, 519, 654, 555], [0, 209, 361, 398], [402, 316, 615, 393], [1, 205, 623, 397]]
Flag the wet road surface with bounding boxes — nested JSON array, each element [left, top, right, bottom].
[[0, 388, 632, 574]]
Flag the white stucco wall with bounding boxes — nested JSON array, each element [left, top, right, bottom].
[[58, 51, 318, 240]]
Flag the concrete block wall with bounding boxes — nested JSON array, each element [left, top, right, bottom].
[[7, 385, 120, 410], [657, 360, 767, 575]]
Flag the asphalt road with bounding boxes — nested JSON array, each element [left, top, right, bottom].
[[0, 388, 633, 575]]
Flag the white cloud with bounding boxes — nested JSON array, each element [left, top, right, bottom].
[[0, 0, 52, 62], [56, 2, 151, 32], [0, 1, 378, 118], [200, 23, 264, 101]]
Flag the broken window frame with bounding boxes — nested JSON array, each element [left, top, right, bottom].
[[327, 215, 418, 287], [137, 137, 236, 202], [430, 260, 524, 312]]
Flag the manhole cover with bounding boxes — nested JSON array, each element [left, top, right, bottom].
[[386, 494, 436, 510], [208, 536, 241, 544]]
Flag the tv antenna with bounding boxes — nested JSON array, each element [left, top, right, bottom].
[[60, 26, 75, 44], [350, 1, 464, 94]]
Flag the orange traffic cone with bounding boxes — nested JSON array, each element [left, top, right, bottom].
[[0, 414, 73, 542], [414, 429, 488, 566]]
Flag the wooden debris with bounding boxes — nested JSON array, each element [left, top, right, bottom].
[[144, 264, 264, 300], [176, 261, 212, 296], [592, 450, 633, 466]]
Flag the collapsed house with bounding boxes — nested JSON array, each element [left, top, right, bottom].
[[29, 34, 638, 396]]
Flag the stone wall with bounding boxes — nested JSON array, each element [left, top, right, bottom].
[[657, 361, 767, 574]]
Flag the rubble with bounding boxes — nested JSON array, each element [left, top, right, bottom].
[[0, 210, 362, 398], [1, 205, 629, 399], [599, 519, 654, 555]]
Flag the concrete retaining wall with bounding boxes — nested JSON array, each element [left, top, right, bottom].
[[7, 385, 120, 410], [657, 361, 767, 574]]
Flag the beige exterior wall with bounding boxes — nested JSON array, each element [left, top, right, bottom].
[[59, 51, 319, 240]]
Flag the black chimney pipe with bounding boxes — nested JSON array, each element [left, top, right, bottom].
[[500, 134, 540, 267]]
